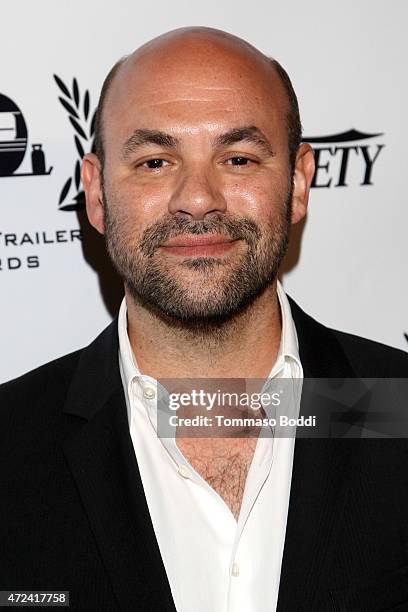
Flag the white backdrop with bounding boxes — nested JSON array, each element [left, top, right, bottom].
[[1, 0, 407, 383]]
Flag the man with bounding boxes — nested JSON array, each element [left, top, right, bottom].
[[1, 27, 408, 612]]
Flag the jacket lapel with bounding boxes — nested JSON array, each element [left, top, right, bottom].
[[276, 298, 361, 610], [62, 320, 176, 612]]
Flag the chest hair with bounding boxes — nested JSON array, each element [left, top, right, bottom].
[[177, 437, 258, 520]]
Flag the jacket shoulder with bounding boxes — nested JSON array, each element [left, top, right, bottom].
[[330, 327, 408, 377], [288, 295, 408, 377], [0, 350, 82, 413]]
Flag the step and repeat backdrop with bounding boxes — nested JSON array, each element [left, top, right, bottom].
[[1, 0, 407, 382]]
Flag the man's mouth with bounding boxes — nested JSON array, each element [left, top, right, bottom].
[[159, 234, 241, 257]]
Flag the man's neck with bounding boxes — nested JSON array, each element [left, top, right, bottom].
[[125, 281, 282, 379]]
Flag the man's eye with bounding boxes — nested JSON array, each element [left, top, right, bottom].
[[142, 159, 169, 169], [226, 157, 251, 166]]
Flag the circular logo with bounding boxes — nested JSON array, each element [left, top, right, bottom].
[[0, 94, 28, 176]]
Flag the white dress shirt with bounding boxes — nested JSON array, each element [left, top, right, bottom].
[[118, 280, 303, 612]]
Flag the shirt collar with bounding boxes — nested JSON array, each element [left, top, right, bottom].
[[118, 279, 302, 396], [272, 279, 302, 375]]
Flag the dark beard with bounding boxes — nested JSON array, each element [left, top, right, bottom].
[[103, 187, 293, 328]]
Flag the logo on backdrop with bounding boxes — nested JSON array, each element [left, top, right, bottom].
[[0, 81, 92, 272], [303, 129, 385, 188], [0, 93, 52, 178], [54, 75, 96, 211]]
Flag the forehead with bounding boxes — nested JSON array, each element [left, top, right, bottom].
[[103, 37, 288, 150]]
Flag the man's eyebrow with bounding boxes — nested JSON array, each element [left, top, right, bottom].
[[121, 129, 180, 160], [213, 126, 275, 156]]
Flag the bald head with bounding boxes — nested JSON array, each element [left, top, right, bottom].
[[93, 27, 301, 173]]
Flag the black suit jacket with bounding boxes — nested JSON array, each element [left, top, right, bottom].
[[1, 297, 408, 612]]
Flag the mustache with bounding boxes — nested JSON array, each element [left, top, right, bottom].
[[139, 214, 261, 257]]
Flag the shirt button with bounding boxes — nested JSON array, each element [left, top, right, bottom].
[[178, 465, 191, 479], [143, 387, 156, 400], [231, 562, 240, 577]]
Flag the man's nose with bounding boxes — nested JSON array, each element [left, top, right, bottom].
[[168, 165, 227, 219]]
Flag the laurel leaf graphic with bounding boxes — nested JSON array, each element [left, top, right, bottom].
[[59, 177, 72, 205], [83, 90, 90, 120], [58, 96, 79, 119], [73, 78, 80, 108], [90, 109, 97, 138], [59, 203, 82, 212], [75, 160, 81, 190], [53, 74, 71, 99], [74, 135, 85, 160], [69, 116, 87, 140], [404, 332, 408, 343], [55, 76, 98, 212]]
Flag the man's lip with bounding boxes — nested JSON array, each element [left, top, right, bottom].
[[159, 234, 241, 257], [161, 234, 237, 248]]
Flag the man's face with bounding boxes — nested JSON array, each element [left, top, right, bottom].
[[88, 36, 307, 323]]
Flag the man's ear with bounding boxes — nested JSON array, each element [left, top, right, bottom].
[[290, 143, 315, 225], [81, 153, 105, 235]]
